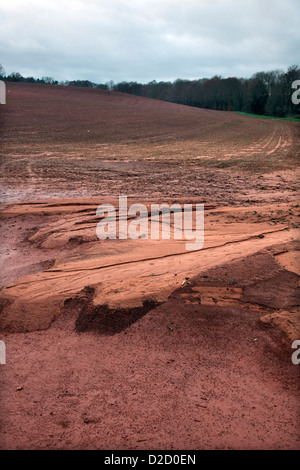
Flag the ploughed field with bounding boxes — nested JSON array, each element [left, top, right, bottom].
[[0, 83, 299, 450]]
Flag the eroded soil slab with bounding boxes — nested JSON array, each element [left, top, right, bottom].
[[0, 199, 299, 337]]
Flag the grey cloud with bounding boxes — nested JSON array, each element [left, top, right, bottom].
[[0, 0, 299, 83]]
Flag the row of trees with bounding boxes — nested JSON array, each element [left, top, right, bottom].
[[0, 66, 109, 90], [112, 66, 300, 118], [0, 70, 109, 90], [1, 64, 299, 118]]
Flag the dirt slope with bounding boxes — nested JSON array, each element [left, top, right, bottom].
[[0, 83, 299, 450]]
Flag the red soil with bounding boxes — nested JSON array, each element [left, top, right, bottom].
[[0, 83, 299, 450]]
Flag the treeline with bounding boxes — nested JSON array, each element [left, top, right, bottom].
[[112, 66, 300, 118], [0, 71, 108, 90], [1, 64, 299, 118]]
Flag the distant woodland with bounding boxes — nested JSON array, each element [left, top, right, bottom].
[[1, 64, 299, 118]]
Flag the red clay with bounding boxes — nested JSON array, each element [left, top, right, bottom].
[[0, 83, 299, 450]]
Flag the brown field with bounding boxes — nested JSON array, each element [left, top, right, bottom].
[[0, 82, 299, 450]]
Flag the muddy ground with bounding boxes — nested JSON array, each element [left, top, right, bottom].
[[0, 83, 299, 449]]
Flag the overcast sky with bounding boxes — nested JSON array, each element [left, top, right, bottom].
[[0, 0, 299, 84]]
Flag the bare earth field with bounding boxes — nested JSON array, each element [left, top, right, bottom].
[[0, 82, 299, 450]]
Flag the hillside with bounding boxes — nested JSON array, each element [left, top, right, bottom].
[[0, 82, 299, 450], [0, 82, 299, 204]]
